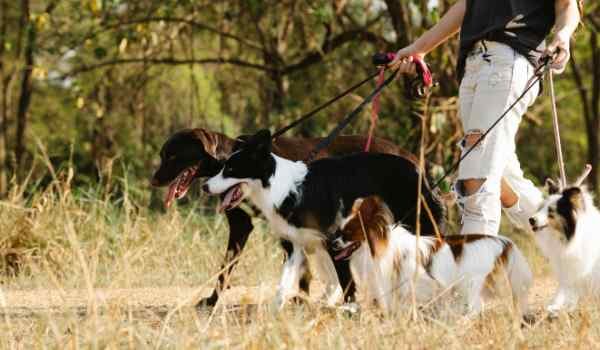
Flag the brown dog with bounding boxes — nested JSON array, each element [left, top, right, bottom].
[[152, 128, 444, 307]]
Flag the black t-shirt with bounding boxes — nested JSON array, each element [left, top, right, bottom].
[[457, 0, 556, 81]]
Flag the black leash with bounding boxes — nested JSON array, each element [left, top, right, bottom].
[[306, 69, 400, 161], [272, 71, 381, 139], [272, 54, 434, 141]]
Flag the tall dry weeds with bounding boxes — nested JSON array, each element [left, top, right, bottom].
[[0, 155, 598, 348]]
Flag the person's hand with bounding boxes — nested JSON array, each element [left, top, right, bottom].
[[545, 31, 571, 74], [388, 44, 425, 75]]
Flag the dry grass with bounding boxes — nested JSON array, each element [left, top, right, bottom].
[[2, 177, 600, 349]]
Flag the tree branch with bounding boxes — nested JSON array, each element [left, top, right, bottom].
[[61, 57, 276, 79], [81, 17, 264, 52], [282, 29, 386, 74]]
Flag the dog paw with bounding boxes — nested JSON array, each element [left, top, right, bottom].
[[546, 304, 564, 319], [338, 302, 361, 315], [273, 290, 297, 311], [325, 285, 344, 307]]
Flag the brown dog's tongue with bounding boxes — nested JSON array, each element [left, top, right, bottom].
[[165, 182, 178, 208], [219, 186, 237, 213]]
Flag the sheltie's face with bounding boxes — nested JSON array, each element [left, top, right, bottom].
[[337, 196, 393, 258], [530, 184, 586, 244]]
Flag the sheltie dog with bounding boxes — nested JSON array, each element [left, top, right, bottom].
[[529, 165, 600, 314], [334, 196, 532, 317]]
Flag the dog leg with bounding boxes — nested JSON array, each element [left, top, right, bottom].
[[310, 245, 343, 307], [197, 207, 253, 308], [463, 275, 486, 316], [281, 240, 311, 297], [274, 242, 306, 310], [329, 248, 356, 302]]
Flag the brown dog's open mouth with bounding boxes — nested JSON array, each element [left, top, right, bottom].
[[165, 166, 198, 208], [219, 183, 247, 212]]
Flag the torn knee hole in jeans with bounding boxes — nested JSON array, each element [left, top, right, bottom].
[[460, 130, 484, 150], [500, 178, 519, 209], [457, 178, 486, 197], [454, 178, 495, 222]]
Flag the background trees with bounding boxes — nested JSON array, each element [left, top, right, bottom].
[[0, 0, 597, 199]]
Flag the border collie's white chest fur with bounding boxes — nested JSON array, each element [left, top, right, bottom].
[[246, 155, 325, 246]]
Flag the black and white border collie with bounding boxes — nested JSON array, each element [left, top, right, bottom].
[[204, 129, 443, 308], [529, 165, 600, 314], [336, 196, 532, 316]]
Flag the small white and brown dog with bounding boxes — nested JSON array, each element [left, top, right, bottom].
[[334, 196, 532, 316], [529, 165, 600, 314]]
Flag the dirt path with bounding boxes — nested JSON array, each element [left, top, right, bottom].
[[0, 285, 275, 317], [0, 278, 557, 317]]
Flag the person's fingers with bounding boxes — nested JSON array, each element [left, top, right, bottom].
[[400, 60, 417, 75], [388, 48, 410, 69], [388, 57, 402, 70], [390, 56, 415, 73], [551, 50, 569, 74], [556, 49, 568, 64], [545, 41, 558, 55]]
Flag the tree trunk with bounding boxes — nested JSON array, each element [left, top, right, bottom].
[[570, 31, 600, 194], [0, 0, 9, 195], [383, 0, 412, 46], [587, 118, 599, 192], [591, 31, 600, 194], [15, 0, 34, 180]]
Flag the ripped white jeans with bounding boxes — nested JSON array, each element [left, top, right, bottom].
[[456, 41, 543, 235]]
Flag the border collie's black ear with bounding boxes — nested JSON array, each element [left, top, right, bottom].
[[233, 134, 251, 152], [545, 178, 560, 195], [251, 129, 272, 154], [254, 129, 271, 141]]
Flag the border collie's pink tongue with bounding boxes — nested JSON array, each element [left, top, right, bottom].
[[219, 185, 243, 213]]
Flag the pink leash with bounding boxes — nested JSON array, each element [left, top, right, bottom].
[[364, 54, 433, 152]]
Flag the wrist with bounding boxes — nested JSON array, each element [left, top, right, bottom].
[[411, 40, 428, 56], [555, 30, 572, 42]]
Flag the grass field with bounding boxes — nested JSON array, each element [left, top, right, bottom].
[[2, 180, 600, 349]]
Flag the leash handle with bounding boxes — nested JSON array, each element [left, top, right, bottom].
[[274, 52, 436, 141], [372, 52, 434, 98], [364, 53, 435, 151]]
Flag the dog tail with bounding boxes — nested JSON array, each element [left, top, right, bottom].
[[505, 242, 533, 315]]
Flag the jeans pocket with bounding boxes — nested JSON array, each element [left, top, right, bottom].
[[486, 62, 514, 91]]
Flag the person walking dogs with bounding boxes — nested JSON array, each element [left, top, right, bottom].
[[390, 0, 582, 235]]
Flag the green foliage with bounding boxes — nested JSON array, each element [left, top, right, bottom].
[[0, 0, 597, 200]]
